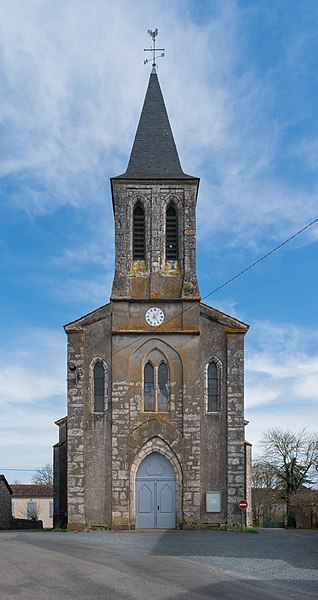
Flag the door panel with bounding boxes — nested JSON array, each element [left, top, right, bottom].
[[159, 483, 173, 513], [157, 481, 175, 528], [136, 482, 155, 528], [136, 453, 176, 529]]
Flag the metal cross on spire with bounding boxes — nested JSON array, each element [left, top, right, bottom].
[[144, 29, 165, 67]]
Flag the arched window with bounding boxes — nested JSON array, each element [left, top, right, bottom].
[[207, 362, 218, 412], [158, 362, 168, 411], [144, 362, 155, 411], [133, 204, 145, 260], [166, 205, 178, 261], [144, 361, 169, 412], [94, 362, 105, 412]]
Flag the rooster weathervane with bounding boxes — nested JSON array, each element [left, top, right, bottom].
[[144, 29, 165, 67]]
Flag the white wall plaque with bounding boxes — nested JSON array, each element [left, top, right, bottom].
[[206, 491, 221, 513]]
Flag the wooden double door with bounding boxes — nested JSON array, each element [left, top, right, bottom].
[[136, 453, 176, 529]]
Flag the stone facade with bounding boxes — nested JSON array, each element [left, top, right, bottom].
[[62, 297, 249, 529], [0, 475, 12, 530], [55, 66, 251, 530]]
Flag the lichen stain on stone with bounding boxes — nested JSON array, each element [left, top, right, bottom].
[[163, 262, 181, 276], [131, 260, 147, 275]]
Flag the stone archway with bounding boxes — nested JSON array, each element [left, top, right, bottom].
[[130, 437, 182, 529], [136, 453, 176, 528]]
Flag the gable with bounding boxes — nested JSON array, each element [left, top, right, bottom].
[[200, 302, 249, 332], [64, 303, 111, 332], [0, 475, 12, 495]]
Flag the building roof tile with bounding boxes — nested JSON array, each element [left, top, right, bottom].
[[11, 484, 53, 498]]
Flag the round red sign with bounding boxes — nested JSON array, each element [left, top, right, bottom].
[[238, 499, 248, 510]]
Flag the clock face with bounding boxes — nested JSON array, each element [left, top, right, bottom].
[[145, 307, 165, 327]]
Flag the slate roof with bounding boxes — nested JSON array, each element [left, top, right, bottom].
[[116, 67, 196, 180], [11, 484, 53, 498]]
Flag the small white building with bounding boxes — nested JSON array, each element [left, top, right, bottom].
[[11, 484, 53, 528]]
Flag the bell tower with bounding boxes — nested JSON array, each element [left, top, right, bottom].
[[111, 66, 200, 302], [58, 31, 251, 532]]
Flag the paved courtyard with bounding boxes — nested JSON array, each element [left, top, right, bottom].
[[0, 528, 317, 599]]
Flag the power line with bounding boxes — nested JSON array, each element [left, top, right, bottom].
[[110, 216, 318, 358], [202, 216, 318, 301], [0, 468, 37, 472]]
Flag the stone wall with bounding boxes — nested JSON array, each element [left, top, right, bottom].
[[12, 518, 43, 530], [65, 305, 112, 529], [199, 305, 249, 528], [199, 313, 228, 526], [226, 330, 247, 527], [0, 476, 12, 530], [111, 181, 200, 301], [53, 417, 68, 528]]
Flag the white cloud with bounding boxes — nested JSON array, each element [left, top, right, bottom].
[[0, 327, 66, 480], [0, 366, 63, 403], [248, 354, 318, 380], [245, 320, 318, 452], [0, 328, 65, 407], [245, 407, 318, 458], [52, 277, 112, 307], [1, 0, 316, 248], [53, 242, 114, 270], [293, 373, 318, 401]]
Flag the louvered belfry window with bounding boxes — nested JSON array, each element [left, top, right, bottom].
[[166, 205, 178, 261], [133, 204, 145, 260]]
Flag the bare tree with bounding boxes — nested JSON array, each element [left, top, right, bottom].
[[290, 488, 318, 528], [252, 461, 281, 525], [260, 428, 318, 527], [31, 463, 53, 485], [18, 501, 43, 521]]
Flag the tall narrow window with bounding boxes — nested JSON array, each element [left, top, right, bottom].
[[27, 501, 37, 520], [144, 362, 155, 411], [144, 361, 169, 412], [166, 205, 178, 260], [133, 204, 145, 260], [158, 362, 168, 411], [208, 362, 218, 412], [94, 362, 105, 412]]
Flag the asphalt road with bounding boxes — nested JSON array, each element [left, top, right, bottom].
[[0, 528, 317, 599]]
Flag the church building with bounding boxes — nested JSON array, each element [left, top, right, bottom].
[[54, 57, 251, 530]]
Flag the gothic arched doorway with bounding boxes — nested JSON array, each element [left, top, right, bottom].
[[135, 452, 176, 529]]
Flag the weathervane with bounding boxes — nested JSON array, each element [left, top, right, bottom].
[[144, 29, 165, 67]]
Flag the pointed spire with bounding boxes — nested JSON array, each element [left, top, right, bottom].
[[117, 70, 195, 179]]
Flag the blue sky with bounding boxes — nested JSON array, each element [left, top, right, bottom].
[[1, 0, 317, 483]]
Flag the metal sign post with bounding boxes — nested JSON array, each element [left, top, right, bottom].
[[237, 499, 248, 532]]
